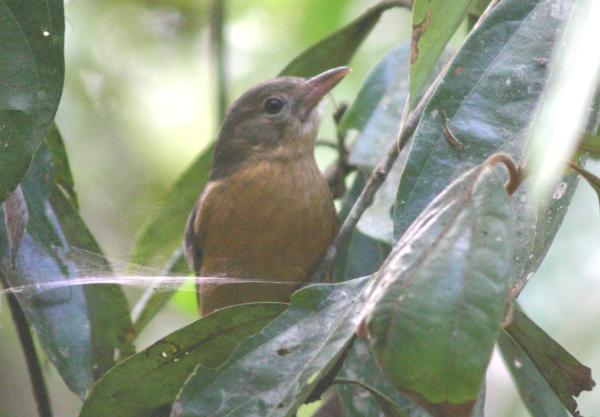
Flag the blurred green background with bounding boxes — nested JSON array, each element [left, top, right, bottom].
[[1, 0, 599, 416]]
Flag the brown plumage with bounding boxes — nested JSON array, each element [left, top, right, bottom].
[[184, 67, 349, 315]]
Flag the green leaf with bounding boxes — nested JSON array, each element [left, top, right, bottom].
[[0, 0, 65, 202], [503, 306, 595, 416], [339, 43, 410, 169], [334, 174, 413, 417], [1, 146, 93, 397], [394, 0, 581, 292], [366, 163, 514, 417], [172, 277, 369, 417], [47, 124, 78, 209], [334, 173, 391, 283], [579, 131, 600, 157], [79, 303, 285, 417], [131, 143, 214, 267], [339, 42, 449, 244], [1, 142, 133, 396], [279, 0, 406, 77], [498, 331, 568, 417], [50, 188, 135, 374], [408, 0, 473, 108], [46, 125, 134, 374]]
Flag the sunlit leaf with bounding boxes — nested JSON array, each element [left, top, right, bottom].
[[79, 303, 285, 417], [131, 143, 214, 268], [504, 306, 595, 416], [394, 0, 584, 294], [498, 332, 568, 417], [280, 0, 408, 77], [0, 0, 65, 202], [366, 163, 514, 417], [172, 278, 369, 417], [408, 0, 474, 108]]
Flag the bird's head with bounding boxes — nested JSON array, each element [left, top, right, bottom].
[[211, 67, 350, 178]]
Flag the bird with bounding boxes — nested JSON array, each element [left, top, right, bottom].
[[184, 67, 350, 316]]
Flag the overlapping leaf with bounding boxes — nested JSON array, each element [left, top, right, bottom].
[[79, 303, 285, 417], [0, 138, 133, 396], [498, 332, 568, 417], [394, 0, 581, 293], [365, 163, 514, 417], [503, 306, 595, 416], [171, 278, 369, 417], [0, 0, 65, 202]]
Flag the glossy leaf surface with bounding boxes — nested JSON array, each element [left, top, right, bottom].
[[394, 0, 580, 293], [80, 303, 285, 417], [504, 306, 595, 416], [366, 164, 513, 416], [172, 278, 368, 417], [0, 142, 133, 397], [0, 0, 65, 202]]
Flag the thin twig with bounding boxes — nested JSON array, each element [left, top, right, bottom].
[[210, 0, 228, 123], [4, 288, 53, 417], [309, 0, 501, 283], [310, 61, 449, 283]]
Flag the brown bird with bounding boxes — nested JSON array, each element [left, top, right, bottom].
[[184, 67, 349, 316]]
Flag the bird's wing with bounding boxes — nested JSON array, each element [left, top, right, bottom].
[[184, 198, 203, 275]]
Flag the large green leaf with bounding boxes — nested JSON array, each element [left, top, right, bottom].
[[0, 0, 65, 202], [79, 303, 285, 417], [279, 0, 406, 77], [366, 163, 514, 417], [172, 277, 368, 417], [408, 0, 474, 108], [0, 142, 133, 396], [503, 306, 595, 416], [131, 143, 214, 268], [393, 0, 580, 292], [498, 332, 568, 417]]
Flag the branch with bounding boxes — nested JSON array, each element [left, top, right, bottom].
[[4, 285, 53, 417], [210, 0, 228, 123], [310, 62, 448, 283]]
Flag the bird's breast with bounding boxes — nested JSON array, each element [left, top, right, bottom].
[[196, 156, 337, 312]]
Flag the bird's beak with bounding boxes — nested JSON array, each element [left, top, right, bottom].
[[301, 67, 351, 115]]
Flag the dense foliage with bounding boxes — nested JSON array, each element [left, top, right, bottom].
[[2, 1, 600, 416]]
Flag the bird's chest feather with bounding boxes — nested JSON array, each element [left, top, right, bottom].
[[198, 157, 337, 281]]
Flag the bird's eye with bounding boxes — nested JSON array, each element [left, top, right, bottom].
[[264, 98, 284, 114]]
